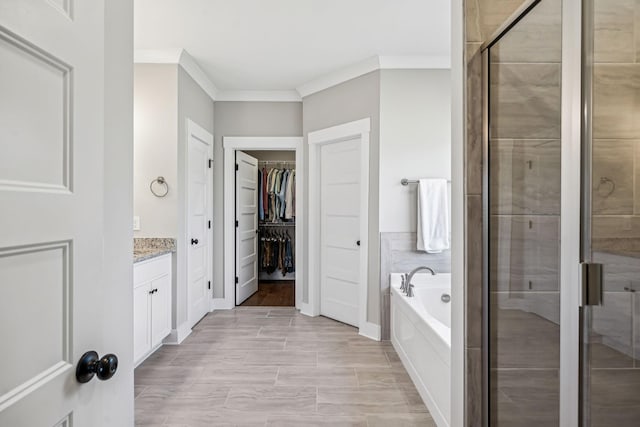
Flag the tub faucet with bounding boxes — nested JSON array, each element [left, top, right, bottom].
[[400, 273, 410, 293], [404, 266, 436, 297]]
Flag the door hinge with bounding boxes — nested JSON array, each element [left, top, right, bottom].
[[208, 159, 213, 168], [235, 220, 239, 227], [235, 276, 239, 284], [208, 281, 211, 290], [208, 220, 212, 229], [581, 262, 603, 306], [235, 164, 239, 171]]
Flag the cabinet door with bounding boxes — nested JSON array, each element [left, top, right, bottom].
[[133, 283, 151, 364], [151, 274, 171, 348]]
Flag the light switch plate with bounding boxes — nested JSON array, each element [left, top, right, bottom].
[[133, 216, 141, 231]]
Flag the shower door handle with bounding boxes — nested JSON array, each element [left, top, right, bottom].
[[580, 262, 603, 306]]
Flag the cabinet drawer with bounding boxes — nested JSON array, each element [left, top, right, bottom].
[[134, 254, 172, 285]]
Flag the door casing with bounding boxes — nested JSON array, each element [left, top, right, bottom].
[[222, 137, 304, 310]]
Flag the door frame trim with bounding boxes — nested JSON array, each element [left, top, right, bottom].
[[308, 118, 375, 340], [185, 119, 214, 328], [222, 136, 304, 310]]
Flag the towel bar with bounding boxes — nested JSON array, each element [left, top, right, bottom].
[[401, 178, 451, 186]]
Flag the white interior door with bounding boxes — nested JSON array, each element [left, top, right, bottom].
[[235, 151, 259, 305], [187, 121, 213, 328], [320, 139, 362, 327], [0, 1, 115, 425]]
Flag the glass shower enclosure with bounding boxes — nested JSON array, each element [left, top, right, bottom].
[[482, 0, 640, 425]]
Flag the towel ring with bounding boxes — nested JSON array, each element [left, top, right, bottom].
[[596, 176, 615, 198], [150, 176, 169, 198]]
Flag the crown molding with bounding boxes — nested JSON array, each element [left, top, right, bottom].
[[177, 50, 219, 101], [133, 51, 451, 102], [216, 90, 301, 102], [134, 48, 219, 101], [296, 55, 451, 98], [296, 56, 380, 99]]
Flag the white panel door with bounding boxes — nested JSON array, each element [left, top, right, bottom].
[[0, 1, 111, 425], [320, 139, 362, 327], [187, 122, 213, 328], [235, 151, 259, 304]]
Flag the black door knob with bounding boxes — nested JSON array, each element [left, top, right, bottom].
[[191, 238, 199, 245], [76, 351, 118, 383], [357, 240, 361, 246]]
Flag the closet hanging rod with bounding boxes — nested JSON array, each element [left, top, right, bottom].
[[258, 160, 295, 164], [259, 222, 296, 227], [401, 178, 451, 186]]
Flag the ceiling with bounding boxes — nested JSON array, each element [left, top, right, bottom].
[[134, 0, 451, 93]]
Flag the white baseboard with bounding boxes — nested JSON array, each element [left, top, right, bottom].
[[359, 321, 381, 341], [212, 297, 234, 310], [163, 321, 192, 345]]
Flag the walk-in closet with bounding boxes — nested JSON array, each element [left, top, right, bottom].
[[236, 150, 296, 306]]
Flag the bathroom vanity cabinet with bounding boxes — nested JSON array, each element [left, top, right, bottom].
[[133, 253, 172, 366]]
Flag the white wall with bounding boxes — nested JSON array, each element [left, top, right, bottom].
[[379, 69, 452, 233], [133, 64, 178, 237]]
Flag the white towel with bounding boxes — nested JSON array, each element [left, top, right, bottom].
[[417, 179, 450, 253]]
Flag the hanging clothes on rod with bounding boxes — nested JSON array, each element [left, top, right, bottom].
[[259, 227, 295, 277], [259, 162, 296, 222]]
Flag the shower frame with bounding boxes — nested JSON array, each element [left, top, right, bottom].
[[479, 0, 586, 425]]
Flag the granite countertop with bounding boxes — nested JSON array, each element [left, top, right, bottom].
[[134, 238, 176, 263]]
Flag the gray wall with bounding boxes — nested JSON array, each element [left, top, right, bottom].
[[302, 71, 382, 325], [212, 102, 303, 298], [244, 150, 296, 161], [175, 67, 215, 328]]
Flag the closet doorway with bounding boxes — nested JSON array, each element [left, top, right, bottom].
[[222, 137, 304, 309], [239, 150, 296, 306]]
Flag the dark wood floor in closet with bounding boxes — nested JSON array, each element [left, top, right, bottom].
[[240, 281, 295, 306]]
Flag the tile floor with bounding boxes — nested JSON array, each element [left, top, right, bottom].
[[135, 307, 436, 427]]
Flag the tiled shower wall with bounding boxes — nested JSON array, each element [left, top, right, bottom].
[[488, 1, 563, 424], [380, 233, 451, 340]]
